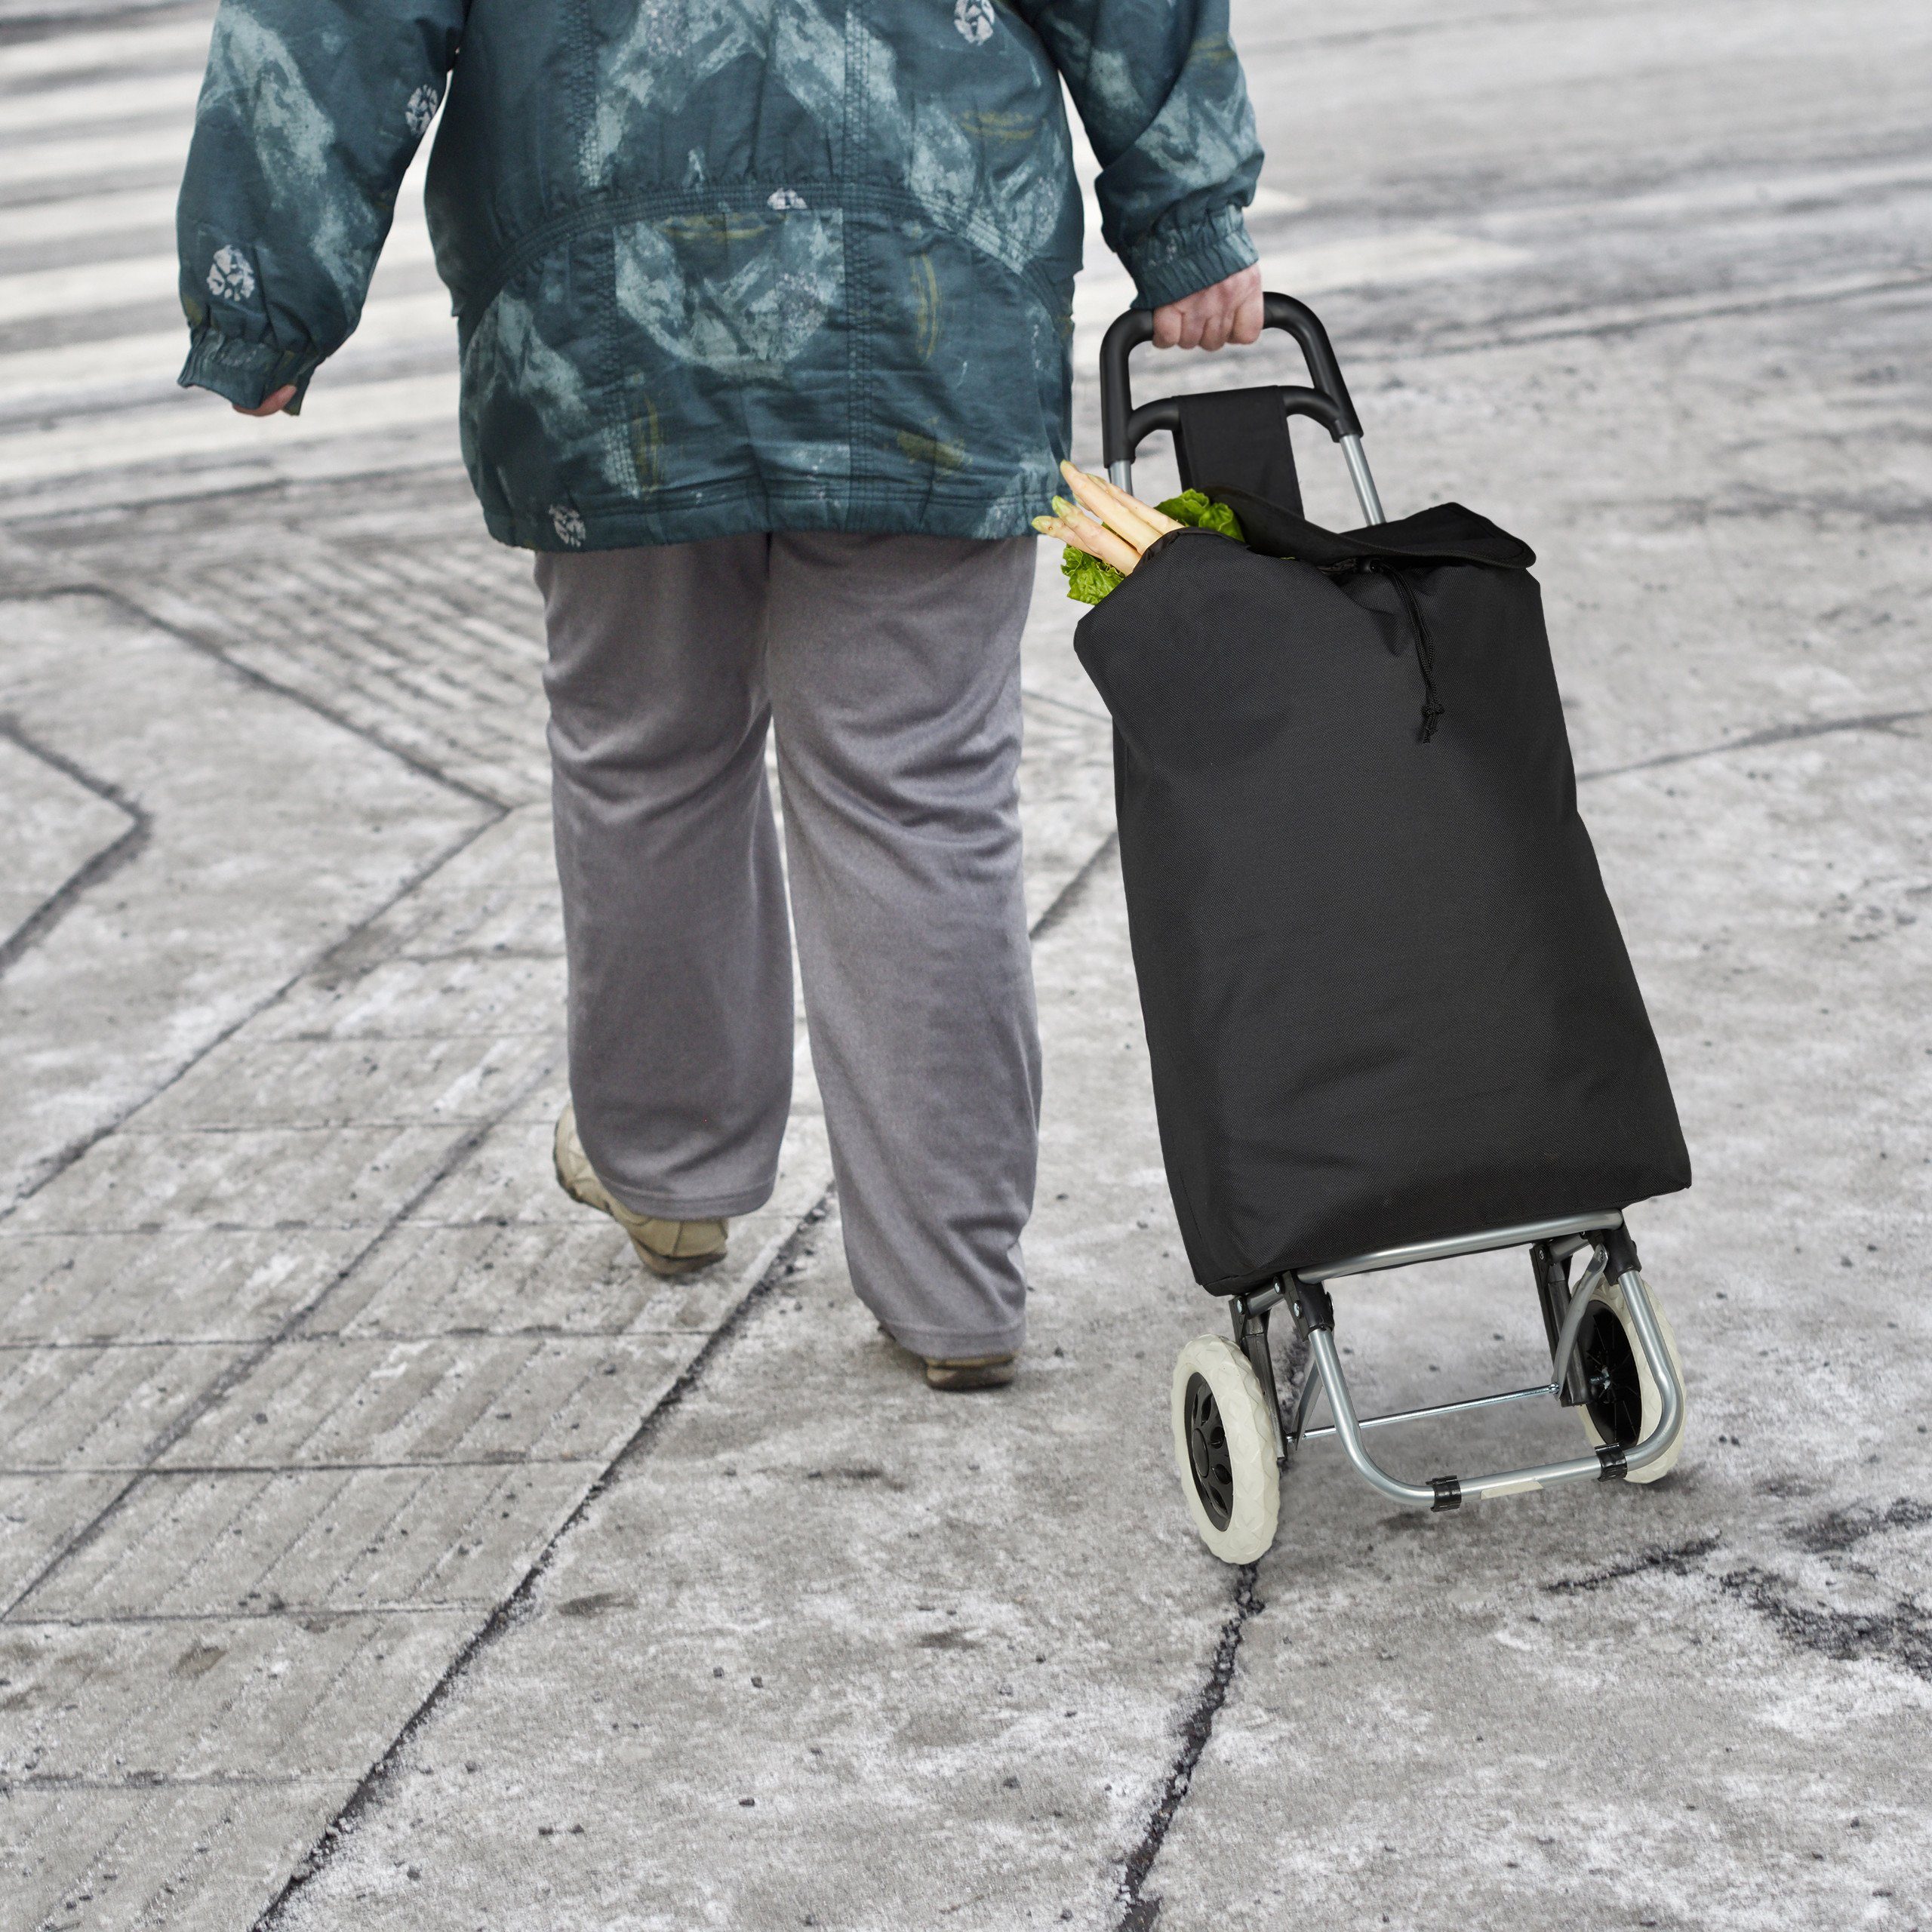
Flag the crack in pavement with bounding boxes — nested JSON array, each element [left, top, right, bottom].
[[1578, 705, 1932, 784], [1789, 1497, 1932, 1557], [1720, 1565, 1932, 1683], [1029, 829, 1120, 943], [1531, 1497, 1932, 1684], [0, 589, 511, 1214], [1114, 1567, 1263, 1932], [1110, 1309, 1308, 1924], [1543, 1533, 1725, 1595], [1721, 1494, 1932, 1683], [10, 585, 512, 815]]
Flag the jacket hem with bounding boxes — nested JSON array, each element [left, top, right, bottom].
[[485, 475, 1057, 552]]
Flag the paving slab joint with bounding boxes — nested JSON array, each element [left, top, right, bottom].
[[0, 1041, 563, 1620], [248, 1187, 837, 1930], [0, 709, 152, 978]]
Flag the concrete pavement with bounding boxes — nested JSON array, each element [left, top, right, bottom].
[[2, 2, 1929, 1927]]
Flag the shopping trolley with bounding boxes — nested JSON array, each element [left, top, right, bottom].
[[1076, 297, 1692, 1562]]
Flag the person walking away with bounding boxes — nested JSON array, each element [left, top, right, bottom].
[[177, 0, 1267, 1389]]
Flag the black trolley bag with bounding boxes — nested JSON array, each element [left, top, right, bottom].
[[1077, 297, 1694, 1561]]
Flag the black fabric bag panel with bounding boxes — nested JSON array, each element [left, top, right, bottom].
[[1173, 390, 1303, 512], [1073, 512, 1690, 1293]]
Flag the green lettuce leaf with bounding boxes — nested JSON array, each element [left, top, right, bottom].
[[1156, 489, 1244, 542], [1061, 545, 1124, 606]]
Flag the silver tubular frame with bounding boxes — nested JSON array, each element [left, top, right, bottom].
[[1281, 1219, 1685, 1509], [1546, 1244, 1609, 1389], [1299, 1210, 1623, 1284], [1287, 1219, 1619, 1445], [1297, 1379, 1556, 1444], [1615, 1272, 1684, 1477], [1341, 434, 1386, 525]]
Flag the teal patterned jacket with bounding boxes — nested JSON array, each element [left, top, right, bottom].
[[177, 1, 1263, 550]]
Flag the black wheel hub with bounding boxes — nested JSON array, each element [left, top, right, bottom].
[[1579, 1303, 1643, 1445], [1184, 1371, 1234, 1531]]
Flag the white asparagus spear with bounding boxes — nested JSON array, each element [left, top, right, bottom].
[[1033, 512, 1140, 577], [1057, 460, 1165, 549], [1049, 498, 1144, 574], [1084, 465, 1184, 537]]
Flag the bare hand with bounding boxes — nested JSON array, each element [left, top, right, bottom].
[[233, 384, 297, 417], [1150, 263, 1263, 352]]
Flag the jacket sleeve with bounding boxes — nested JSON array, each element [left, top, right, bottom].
[[176, 0, 465, 412], [1016, 0, 1263, 309]]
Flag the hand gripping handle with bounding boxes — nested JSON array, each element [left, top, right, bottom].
[[1097, 294, 1384, 522]]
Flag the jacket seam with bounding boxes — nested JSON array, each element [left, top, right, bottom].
[[846, 5, 869, 524], [542, 474, 1051, 516], [841, 9, 857, 521], [454, 179, 1073, 343]]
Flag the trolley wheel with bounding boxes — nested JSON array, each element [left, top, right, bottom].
[[1171, 1335, 1280, 1563], [1574, 1274, 1686, 1484]]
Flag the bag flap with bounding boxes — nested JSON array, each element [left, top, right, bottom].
[[1204, 487, 1537, 570]]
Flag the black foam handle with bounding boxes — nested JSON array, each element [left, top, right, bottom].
[[1099, 293, 1364, 469]]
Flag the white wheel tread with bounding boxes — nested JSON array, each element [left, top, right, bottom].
[[1576, 1274, 1686, 1483], [1171, 1334, 1280, 1563]]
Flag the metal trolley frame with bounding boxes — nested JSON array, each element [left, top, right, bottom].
[[1229, 1215, 1684, 1512]]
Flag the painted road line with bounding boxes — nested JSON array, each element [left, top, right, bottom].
[[0, 251, 181, 326], [0, 214, 438, 329], [1256, 231, 1529, 293], [1072, 228, 1530, 332], [0, 169, 426, 254], [0, 17, 211, 82], [6, 125, 192, 190], [0, 69, 201, 134], [0, 186, 177, 249], [0, 292, 457, 412], [0, 369, 460, 487]]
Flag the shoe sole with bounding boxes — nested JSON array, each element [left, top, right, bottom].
[[627, 1234, 728, 1279], [923, 1357, 1017, 1392]]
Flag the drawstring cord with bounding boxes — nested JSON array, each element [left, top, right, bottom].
[[1339, 559, 1444, 742], [1382, 565, 1444, 743]]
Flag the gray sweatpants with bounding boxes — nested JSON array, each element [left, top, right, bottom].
[[535, 532, 1041, 1359]]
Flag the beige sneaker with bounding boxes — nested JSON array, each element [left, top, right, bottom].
[[553, 1103, 728, 1278], [878, 1324, 1017, 1391], [921, 1352, 1017, 1392]]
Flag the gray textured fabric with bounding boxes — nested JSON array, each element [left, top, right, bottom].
[[538, 531, 1041, 1358]]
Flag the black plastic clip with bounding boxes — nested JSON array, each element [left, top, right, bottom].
[[1603, 1226, 1642, 1281], [1287, 1280, 1335, 1336], [1429, 1475, 1463, 1512], [1596, 1444, 1629, 1482]]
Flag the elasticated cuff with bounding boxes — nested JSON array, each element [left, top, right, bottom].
[[177, 329, 322, 414], [1122, 205, 1260, 311]]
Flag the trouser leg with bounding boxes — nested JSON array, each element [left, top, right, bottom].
[[764, 532, 1041, 1359], [536, 537, 793, 1220]]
